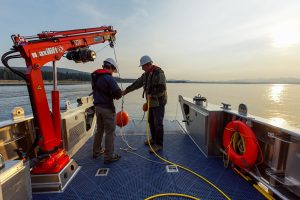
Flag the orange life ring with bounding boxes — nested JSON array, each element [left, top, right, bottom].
[[223, 120, 258, 169]]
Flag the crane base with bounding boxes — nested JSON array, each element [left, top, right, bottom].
[[31, 159, 80, 193]]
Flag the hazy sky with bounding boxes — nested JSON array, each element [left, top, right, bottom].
[[1, 0, 300, 81]]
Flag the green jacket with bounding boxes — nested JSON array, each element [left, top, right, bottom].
[[125, 66, 167, 108]]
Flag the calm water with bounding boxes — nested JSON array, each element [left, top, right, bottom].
[[0, 83, 299, 129]]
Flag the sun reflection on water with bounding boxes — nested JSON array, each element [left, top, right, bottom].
[[269, 117, 288, 127], [268, 84, 284, 103]]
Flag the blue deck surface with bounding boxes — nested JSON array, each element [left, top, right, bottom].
[[33, 120, 264, 200]]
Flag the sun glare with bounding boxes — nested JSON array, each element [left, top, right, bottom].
[[268, 84, 284, 103], [269, 117, 288, 127], [271, 22, 300, 48]]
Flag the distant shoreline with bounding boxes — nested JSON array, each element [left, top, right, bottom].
[[0, 80, 90, 86], [168, 81, 300, 84], [1, 67, 299, 85], [1, 80, 299, 85]]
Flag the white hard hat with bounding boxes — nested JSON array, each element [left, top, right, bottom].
[[139, 55, 153, 67], [104, 58, 117, 68]]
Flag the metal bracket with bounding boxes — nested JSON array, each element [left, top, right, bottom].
[[266, 168, 300, 186], [268, 132, 295, 144], [221, 102, 231, 110], [11, 107, 25, 121]]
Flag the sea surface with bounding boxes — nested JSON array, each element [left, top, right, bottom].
[[0, 83, 299, 129]]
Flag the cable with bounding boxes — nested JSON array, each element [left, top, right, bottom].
[[1, 50, 26, 80], [111, 45, 136, 151], [145, 193, 200, 200], [174, 101, 179, 120], [145, 97, 231, 200], [119, 116, 165, 165], [119, 147, 165, 165], [131, 112, 146, 129], [96, 43, 110, 53]]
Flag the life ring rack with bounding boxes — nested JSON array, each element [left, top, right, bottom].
[[223, 120, 258, 169]]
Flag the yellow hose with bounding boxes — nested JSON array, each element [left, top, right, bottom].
[[233, 168, 275, 200], [145, 193, 200, 200], [145, 98, 231, 200]]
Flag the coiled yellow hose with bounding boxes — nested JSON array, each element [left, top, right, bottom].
[[145, 98, 231, 200]]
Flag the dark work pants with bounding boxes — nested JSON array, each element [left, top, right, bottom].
[[148, 105, 165, 146]]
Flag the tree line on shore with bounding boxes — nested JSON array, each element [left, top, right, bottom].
[[2, 66, 299, 84], [0, 66, 137, 83], [0, 67, 91, 81]]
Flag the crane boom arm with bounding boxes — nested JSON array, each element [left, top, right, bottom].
[[11, 26, 116, 153]]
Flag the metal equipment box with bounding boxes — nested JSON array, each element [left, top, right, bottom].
[[179, 95, 223, 157], [0, 160, 32, 200]]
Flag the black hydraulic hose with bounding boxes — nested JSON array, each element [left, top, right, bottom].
[[2, 54, 25, 79], [1, 50, 26, 80], [1, 50, 42, 160], [1, 50, 25, 78]]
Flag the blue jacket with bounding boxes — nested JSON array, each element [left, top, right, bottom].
[[91, 69, 122, 112]]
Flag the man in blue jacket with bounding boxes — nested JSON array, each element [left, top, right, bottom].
[[91, 58, 122, 164]]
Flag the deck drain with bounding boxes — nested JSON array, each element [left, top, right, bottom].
[[95, 168, 109, 176], [166, 165, 179, 173]]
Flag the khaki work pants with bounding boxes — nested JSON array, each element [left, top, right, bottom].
[[93, 106, 116, 158]]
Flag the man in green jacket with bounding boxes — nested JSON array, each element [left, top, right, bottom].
[[122, 55, 167, 153]]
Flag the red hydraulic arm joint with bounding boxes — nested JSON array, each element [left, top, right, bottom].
[[11, 26, 116, 174]]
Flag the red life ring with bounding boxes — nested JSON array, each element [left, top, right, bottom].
[[223, 120, 258, 169]]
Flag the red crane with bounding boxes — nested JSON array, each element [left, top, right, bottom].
[[2, 26, 116, 174]]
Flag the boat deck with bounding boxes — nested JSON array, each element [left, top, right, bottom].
[[33, 120, 264, 200]]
